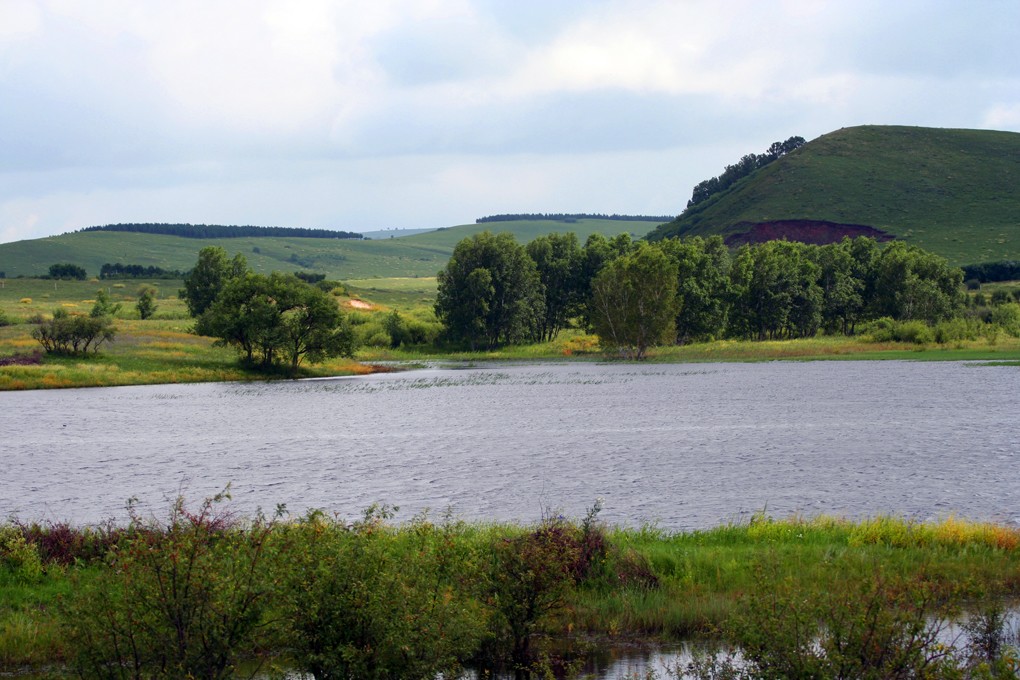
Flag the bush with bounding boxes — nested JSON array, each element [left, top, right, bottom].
[[862, 317, 933, 344], [61, 493, 279, 680], [690, 564, 964, 679], [0, 527, 43, 583], [989, 302, 1020, 337], [933, 317, 982, 344], [0, 309, 12, 327], [276, 507, 486, 680], [32, 310, 115, 355], [89, 289, 122, 318], [136, 286, 158, 320]]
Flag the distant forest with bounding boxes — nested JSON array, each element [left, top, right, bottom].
[[476, 213, 673, 224], [76, 223, 364, 240]]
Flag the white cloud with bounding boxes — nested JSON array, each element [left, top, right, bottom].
[[983, 103, 1020, 130], [1, 0, 1018, 244]]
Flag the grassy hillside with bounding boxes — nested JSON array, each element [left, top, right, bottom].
[[647, 125, 1020, 265], [0, 219, 646, 280]]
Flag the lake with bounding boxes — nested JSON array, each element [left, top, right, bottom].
[[2, 360, 1018, 528]]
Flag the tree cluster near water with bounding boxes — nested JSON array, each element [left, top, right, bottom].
[[180, 246, 355, 371], [476, 213, 674, 224], [436, 231, 969, 358], [77, 222, 363, 240]]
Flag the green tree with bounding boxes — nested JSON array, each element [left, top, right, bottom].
[[526, 232, 583, 341], [33, 310, 115, 355], [136, 286, 158, 320], [48, 263, 87, 280], [728, 241, 822, 340], [180, 247, 249, 318], [588, 242, 678, 359], [435, 232, 545, 349], [90, 289, 122, 318], [197, 273, 354, 371], [660, 235, 730, 344], [871, 242, 964, 324], [816, 239, 866, 335]]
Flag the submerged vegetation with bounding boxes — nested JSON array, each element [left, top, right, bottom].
[[0, 497, 1018, 677]]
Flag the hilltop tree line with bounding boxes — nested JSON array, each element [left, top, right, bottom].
[[76, 223, 363, 240], [686, 136, 806, 210], [476, 213, 673, 224], [436, 231, 967, 358]]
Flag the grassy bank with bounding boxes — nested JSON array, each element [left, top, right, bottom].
[[3, 277, 1020, 391], [1, 511, 1017, 675]]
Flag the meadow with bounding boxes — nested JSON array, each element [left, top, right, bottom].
[[3, 275, 1020, 391], [0, 219, 647, 280]]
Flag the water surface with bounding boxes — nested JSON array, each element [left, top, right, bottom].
[[2, 361, 1017, 527]]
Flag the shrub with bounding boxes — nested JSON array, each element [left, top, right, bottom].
[[0, 309, 12, 327], [61, 493, 278, 680], [89, 289, 122, 318], [690, 564, 963, 679], [933, 317, 982, 344], [32, 309, 115, 355], [989, 302, 1020, 337], [276, 507, 486, 680], [136, 286, 158, 320], [862, 317, 933, 344], [0, 526, 43, 583], [487, 517, 584, 666]]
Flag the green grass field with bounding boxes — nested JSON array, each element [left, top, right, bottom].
[[649, 125, 1020, 265], [4, 274, 1020, 391], [0, 219, 648, 281]]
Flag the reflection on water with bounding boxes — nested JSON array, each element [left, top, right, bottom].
[[2, 361, 1018, 528]]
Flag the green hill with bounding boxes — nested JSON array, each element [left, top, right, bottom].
[[0, 219, 646, 280], [647, 125, 1020, 265]]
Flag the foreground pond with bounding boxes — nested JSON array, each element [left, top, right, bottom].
[[2, 361, 1018, 527]]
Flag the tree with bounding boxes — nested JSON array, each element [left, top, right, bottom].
[[526, 232, 583, 342], [659, 236, 730, 344], [136, 286, 158, 320], [197, 273, 354, 371], [870, 242, 965, 324], [90, 289, 122, 318], [180, 247, 249, 317], [435, 232, 545, 350], [33, 310, 115, 355], [588, 242, 678, 359], [48, 263, 87, 280], [728, 241, 822, 340]]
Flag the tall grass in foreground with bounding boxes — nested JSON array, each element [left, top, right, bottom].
[[1, 504, 1018, 676]]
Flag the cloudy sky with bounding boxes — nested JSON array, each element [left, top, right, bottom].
[[1, 0, 1018, 243]]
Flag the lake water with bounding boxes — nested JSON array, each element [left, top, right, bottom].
[[2, 360, 1018, 528]]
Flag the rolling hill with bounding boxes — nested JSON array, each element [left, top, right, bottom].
[[647, 125, 1020, 265], [0, 219, 651, 280]]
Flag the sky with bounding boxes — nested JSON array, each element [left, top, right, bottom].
[[1, 0, 1018, 244]]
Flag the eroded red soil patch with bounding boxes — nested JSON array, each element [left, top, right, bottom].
[[725, 220, 895, 246]]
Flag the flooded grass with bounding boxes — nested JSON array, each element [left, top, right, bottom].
[[1, 513, 1017, 675]]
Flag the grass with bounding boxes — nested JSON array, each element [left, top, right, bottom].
[[649, 125, 1020, 266], [0, 219, 645, 280], [1, 514, 1017, 671], [4, 276, 1020, 391]]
